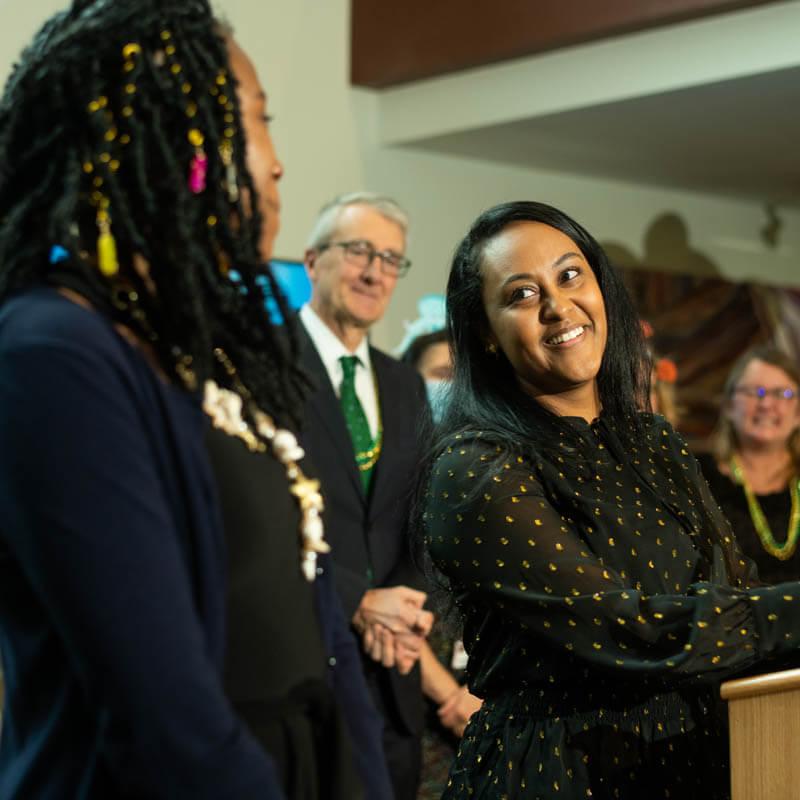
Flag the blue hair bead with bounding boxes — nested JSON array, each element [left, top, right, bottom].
[[49, 245, 70, 264]]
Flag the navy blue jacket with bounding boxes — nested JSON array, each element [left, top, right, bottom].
[[315, 553, 394, 799], [0, 289, 284, 799]]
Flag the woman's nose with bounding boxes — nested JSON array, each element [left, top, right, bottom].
[[541, 292, 569, 319]]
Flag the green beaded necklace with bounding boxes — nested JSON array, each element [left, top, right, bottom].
[[729, 454, 800, 561]]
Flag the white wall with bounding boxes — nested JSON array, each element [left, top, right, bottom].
[[3, 0, 798, 350], [220, 0, 800, 348]]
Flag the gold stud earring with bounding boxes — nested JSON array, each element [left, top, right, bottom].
[[486, 342, 497, 355]]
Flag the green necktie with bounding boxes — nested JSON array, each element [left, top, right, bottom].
[[339, 355, 377, 492]]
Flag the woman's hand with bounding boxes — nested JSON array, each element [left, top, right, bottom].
[[438, 686, 483, 737]]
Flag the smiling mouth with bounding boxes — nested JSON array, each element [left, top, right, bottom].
[[545, 325, 586, 346], [751, 415, 782, 427], [351, 286, 379, 300]]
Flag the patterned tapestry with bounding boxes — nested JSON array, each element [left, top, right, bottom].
[[603, 213, 800, 449]]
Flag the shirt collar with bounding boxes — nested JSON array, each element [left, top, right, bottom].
[[299, 304, 372, 380]]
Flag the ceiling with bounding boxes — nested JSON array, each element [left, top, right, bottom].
[[407, 65, 800, 207]]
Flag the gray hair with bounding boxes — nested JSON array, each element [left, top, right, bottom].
[[305, 192, 409, 250]]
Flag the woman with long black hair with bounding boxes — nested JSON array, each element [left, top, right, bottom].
[[420, 201, 800, 799]]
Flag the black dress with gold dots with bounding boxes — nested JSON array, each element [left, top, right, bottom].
[[425, 414, 800, 799]]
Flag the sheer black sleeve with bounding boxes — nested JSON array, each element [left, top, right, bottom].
[[426, 437, 800, 686]]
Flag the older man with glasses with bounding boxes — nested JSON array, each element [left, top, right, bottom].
[[297, 192, 431, 800]]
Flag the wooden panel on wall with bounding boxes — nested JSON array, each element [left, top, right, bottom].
[[351, 0, 779, 87]]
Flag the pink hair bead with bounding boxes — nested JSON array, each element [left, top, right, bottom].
[[189, 150, 207, 194]]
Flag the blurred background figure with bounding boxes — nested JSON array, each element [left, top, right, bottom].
[[650, 352, 679, 424], [405, 330, 451, 384], [399, 297, 481, 800], [641, 320, 681, 426], [399, 294, 452, 423], [697, 346, 800, 584]]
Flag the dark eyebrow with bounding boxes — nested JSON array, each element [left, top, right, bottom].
[[501, 252, 582, 288], [553, 251, 582, 267], [502, 272, 535, 288]]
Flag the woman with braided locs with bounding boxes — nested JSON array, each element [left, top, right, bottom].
[[0, 2, 386, 798], [415, 201, 800, 799]]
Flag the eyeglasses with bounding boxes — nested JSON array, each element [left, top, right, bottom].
[[733, 385, 798, 401], [317, 240, 411, 278]]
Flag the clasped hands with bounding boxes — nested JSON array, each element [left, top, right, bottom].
[[352, 586, 433, 674]]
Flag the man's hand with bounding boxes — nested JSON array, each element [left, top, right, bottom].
[[353, 586, 433, 673], [353, 586, 433, 636]]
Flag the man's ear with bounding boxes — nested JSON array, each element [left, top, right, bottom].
[[303, 248, 317, 280]]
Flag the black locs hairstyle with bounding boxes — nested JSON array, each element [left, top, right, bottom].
[[0, 0, 308, 428], [440, 200, 649, 449]]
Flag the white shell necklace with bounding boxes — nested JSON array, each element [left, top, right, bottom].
[[202, 351, 329, 582]]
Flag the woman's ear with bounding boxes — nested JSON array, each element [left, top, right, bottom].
[[721, 393, 735, 422], [791, 397, 800, 431], [480, 321, 499, 356]]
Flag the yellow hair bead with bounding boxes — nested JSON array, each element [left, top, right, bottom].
[[96, 212, 119, 278], [122, 43, 142, 59], [188, 128, 204, 147]]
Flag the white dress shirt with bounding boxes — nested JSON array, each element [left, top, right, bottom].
[[299, 304, 380, 439]]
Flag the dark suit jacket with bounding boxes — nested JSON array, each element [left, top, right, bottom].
[[298, 321, 429, 736]]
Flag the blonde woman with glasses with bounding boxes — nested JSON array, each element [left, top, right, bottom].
[[697, 346, 800, 584]]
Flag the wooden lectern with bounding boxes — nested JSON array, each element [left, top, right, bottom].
[[721, 667, 800, 800]]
